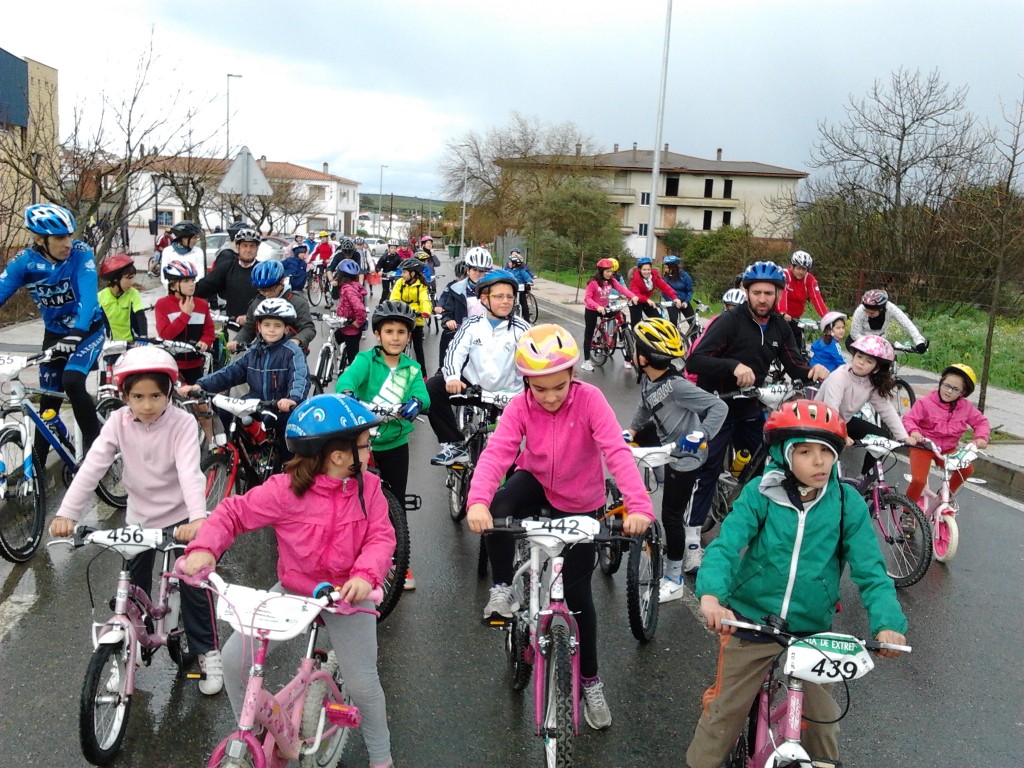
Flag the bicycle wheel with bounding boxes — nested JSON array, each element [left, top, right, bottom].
[[299, 650, 351, 768], [208, 736, 258, 767], [477, 535, 490, 578], [80, 641, 132, 765], [542, 622, 574, 768], [506, 612, 532, 691], [933, 512, 959, 563], [95, 398, 128, 508], [527, 292, 539, 322], [0, 429, 46, 563], [626, 521, 662, 642], [446, 467, 468, 522], [874, 492, 932, 588], [311, 344, 333, 396], [307, 271, 323, 306], [620, 326, 635, 365], [891, 378, 916, 416], [597, 480, 623, 576], [590, 324, 609, 367], [201, 452, 234, 511], [377, 488, 409, 622]]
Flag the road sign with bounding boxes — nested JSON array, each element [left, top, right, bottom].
[[218, 146, 273, 196]]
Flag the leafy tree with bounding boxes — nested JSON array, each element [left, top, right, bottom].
[[660, 224, 693, 258]]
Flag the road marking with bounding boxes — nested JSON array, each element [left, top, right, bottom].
[[0, 592, 38, 645]]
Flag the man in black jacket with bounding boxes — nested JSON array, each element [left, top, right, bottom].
[[196, 227, 261, 323]]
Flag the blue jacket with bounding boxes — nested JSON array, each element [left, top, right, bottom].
[[0, 242, 102, 334], [809, 337, 845, 373], [663, 270, 694, 304], [508, 266, 535, 286], [197, 338, 309, 402], [281, 255, 307, 291]]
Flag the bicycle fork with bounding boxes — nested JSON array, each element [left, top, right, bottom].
[[754, 676, 812, 767], [531, 555, 581, 737]]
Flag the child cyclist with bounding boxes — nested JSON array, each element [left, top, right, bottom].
[[686, 400, 908, 768], [182, 395, 397, 768], [808, 311, 847, 373], [848, 289, 928, 353], [97, 254, 147, 342], [49, 347, 222, 694], [467, 324, 654, 730], [506, 248, 536, 322], [333, 259, 368, 370], [626, 318, 727, 601], [389, 257, 433, 374], [336, 300, 429, 589], [902, 363, 990, 508], [628, 255, 681, 327], [661, 255, 695, 328], [581, 258, 639, 372]]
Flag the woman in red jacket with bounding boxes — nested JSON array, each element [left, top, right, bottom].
[[778, 250, 829, 350], [629, 256, 681, 326]]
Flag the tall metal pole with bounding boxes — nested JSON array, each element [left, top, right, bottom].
[[427, 191, 432, 240], [459, 162, 468, 253], [225, 73, 242, 227], [378, 164, 387, 237], [645, 0, 673, 260]]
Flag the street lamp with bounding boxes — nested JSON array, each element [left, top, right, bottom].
[[225, 73, 242, 228], [644, 0, 673, 260], [378, 164, 388, 237]]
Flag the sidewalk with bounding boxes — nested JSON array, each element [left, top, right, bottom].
[[527, 276, 1024, 501]]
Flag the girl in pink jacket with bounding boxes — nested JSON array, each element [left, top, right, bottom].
[[184, 395, 397, 768], [902, 363, 990, 506], [467, 325, 654, 731], [628, 256, 680, 326], [581, 258, 638, 371]]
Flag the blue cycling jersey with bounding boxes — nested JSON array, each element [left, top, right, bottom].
[[0, 241, 102, 334]]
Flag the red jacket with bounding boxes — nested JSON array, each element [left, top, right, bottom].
[[629, 270, 677, 303], [155, 295, 215, 371], [778, 268, 827, 318]]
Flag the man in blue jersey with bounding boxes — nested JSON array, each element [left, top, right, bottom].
[[0, 204, 105, 458]]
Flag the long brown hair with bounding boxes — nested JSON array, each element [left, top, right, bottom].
[[283, 438, 350, 497], [869, 361, 896, 400]]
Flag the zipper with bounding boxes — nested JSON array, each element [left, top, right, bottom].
[[779, 508, 807, 620]]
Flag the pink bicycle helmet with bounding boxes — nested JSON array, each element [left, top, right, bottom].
[[112, 347, 179, 392], [515, 324, 580, 376], [849, 334, 895, 362]]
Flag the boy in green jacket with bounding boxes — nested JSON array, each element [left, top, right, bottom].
[[336, 300, 429, 589], [686, 400, 907, 768]]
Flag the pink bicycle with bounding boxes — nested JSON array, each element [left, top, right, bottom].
[[911, 439, 982, 563], [721, 617, 911, 768], [198, 571, 381, 768]]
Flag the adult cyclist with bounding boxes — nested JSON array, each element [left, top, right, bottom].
[[847, 289, 928, 354], [0, 204, 104, 457], [195, 227, 262, 324]]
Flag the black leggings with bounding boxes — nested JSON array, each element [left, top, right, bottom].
[[582, 309, 601, 361], [410, 326, 426, 374], [846, 416, 893, 474], [373, 442, 409, 504], [485, 470, 600, 678], [333, 330, 362, 370], [629, 301, 661, 327], [667, 303, 696, 326]]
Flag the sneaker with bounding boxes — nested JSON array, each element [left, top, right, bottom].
[[198, 650, 224, 695], [481, 584, 519, 623], [581, 677, 612, 730], [404, 567, 416, 590], [623, 359, 632, 369], [431, 442, 469, 467], [580, 360, 595, 372], [105, 664, 121, 693], [683, 544, 704, 574], [900, 513, 918, 536], [658, 574, 686, 603]]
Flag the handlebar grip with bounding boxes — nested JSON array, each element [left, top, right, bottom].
[[865, 640, 913, 653]]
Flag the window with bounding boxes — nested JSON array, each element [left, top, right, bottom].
[[723, 179, 733, 198], [309, 186, 326, 201], [665, 175, 679, 196], [156, 210, 174, 226], [704, 179, 714, 198], [638, 223, 649, 236], [640, 192, 651, 206], [722, 211, 732, 227], [702, 211, 713, 230]]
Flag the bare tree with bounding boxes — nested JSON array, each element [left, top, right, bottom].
[[219, 178, 323, 236]]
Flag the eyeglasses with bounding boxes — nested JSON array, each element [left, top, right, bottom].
[[939, 382, 962, 394], [487, 293, 516, 301], [355, 443, 371, 451]]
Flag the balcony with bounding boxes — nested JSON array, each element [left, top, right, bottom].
[[604, 187, 636, 204], [659, 195, 737, 209]]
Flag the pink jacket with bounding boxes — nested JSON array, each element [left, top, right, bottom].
[[58, 405, 206, 528], [336, 282, 367, 336], [584, 278, 635, 311], [629, 270, 678, 303], [814, 364, 909, 440], [186, 472, 396, 596], [466, 380, 655, 520], [902, 390, 990, 454]]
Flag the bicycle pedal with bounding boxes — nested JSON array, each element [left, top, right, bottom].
[[325, 702, 362, 728], [185, 672, 207, 681], [484, 617, 511, 629]]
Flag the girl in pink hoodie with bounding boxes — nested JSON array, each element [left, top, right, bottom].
[[902, 363, 990, 506], [183, 395, 397, 768], [467, 325, 654, 731]]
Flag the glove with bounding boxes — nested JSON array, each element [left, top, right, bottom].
[[399, 397, 422, 420], [915, 340, 929, 354], [50, 332, 83, 357], [339, 390, 355, 398]]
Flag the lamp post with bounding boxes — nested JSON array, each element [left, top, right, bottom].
[[459, 162, 468, 253], [225, 73, 242, 228], [377, 164, 388, 237], [427, 191, 433, 240], [644, 0, 673, 260]]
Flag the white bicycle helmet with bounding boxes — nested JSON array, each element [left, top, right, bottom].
[[464, 246, 493, 271], [791, 250, 813, 269], [254, 297, 297, 322], [722, 288, 747, 307]]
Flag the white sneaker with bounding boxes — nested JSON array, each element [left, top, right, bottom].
[[581, 677, 612, 729], [430, 442, 469, 466], [580, 360, 595, 372], [624, 359, 632, 369], [198, 650, 224, 695], [658, 574, 686, 603], [482, 584, 519, 622], [683, 544, 704, 574]]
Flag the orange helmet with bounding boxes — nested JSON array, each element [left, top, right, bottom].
[[765, 399, 847, 458]]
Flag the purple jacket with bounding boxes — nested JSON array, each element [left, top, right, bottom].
[[467, 380, 655, 519], [902, 390, 990, 454]]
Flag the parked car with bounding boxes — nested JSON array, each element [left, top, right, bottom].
[[363, 237, 388, 258], [204, 233, 229, 269], [257, 235, 289, 262]]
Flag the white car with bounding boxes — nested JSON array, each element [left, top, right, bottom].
[[363, 237, 389, 258]]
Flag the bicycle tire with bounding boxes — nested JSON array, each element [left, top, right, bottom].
[[527, 292, 539, 322], [299, 650, 351, 768], [590, 324, 609, 367], [446, 467, 468, 522], [891, 378, 916, 416], [933, 512, 959, 563], [477, 535, 490, 578], [542, 622, 574, 768], [506, 612, 532, 691], [95, 398, 128, 508], [0, 428, 47, 563], [626, 521, 662, 642], [311, 344, 333, 396], [308, 272, 324, 306], [201, 452, 234, 511], [165, 592, 194, 670], [598, 480, 623, 576], [80, 641, 132, 766], [874, 492, 932, 588], [620, 326, 635, 365], [377, 488, 409, 622]]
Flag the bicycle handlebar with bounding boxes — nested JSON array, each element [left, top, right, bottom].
[[721, 618, 912, 653], [485, 515, 636, 543]]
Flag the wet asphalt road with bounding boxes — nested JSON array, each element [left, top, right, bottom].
[[2, 267, 1022, 767]]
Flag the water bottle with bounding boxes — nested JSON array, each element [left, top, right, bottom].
[[41, 409, 69, 441], [730, 449, 752, 477]]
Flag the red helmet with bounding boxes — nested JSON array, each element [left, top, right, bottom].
[[596, 258, 615, 269], [765, 399, 847, 456], [99, 254, 135, 277]]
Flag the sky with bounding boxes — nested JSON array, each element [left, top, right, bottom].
[[4, 0, 1024, 202]]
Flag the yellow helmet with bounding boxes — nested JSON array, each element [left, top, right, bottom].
[[318, 231, 329, 237], [941, 363, 977, 396], [609, 257, 620, 273], [633, 317, 685, 359]]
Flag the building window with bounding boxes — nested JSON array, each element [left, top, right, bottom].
[[156, 210, 174, 227], [722, 211, 732, 227], [309, 186, 326, 201], [702, 211, 712, 230], [723, 179, 733, 198], [704, 179, 714, 198], [640, 192, 651, 206], [665, 175, 679, 196], [638, 223, 649, 236]]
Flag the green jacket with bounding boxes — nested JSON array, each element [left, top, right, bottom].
[[335, 347, 429, 452], [697, 469, 908, 637]]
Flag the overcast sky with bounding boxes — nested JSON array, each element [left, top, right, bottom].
[[5, 0, 1024, 201]]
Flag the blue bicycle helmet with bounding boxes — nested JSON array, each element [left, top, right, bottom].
[[336, 259, 361, 276], [475, 268, 518, 293], [636, 256, 653, 267], [285, 394, 381, 456], [740, 261, 786, 288], [251, 260, 285, 288], [663, 255, 681, 265], [25, 204, 77, 236]]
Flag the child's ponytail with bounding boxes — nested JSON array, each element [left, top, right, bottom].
[[284, 438, 347, 496]]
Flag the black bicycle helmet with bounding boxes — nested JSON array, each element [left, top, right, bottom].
[[371, 300, 416, 332], [170, 220, 202, 240], [398, 258, 424, 273], [226, 220, 248, 240]]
